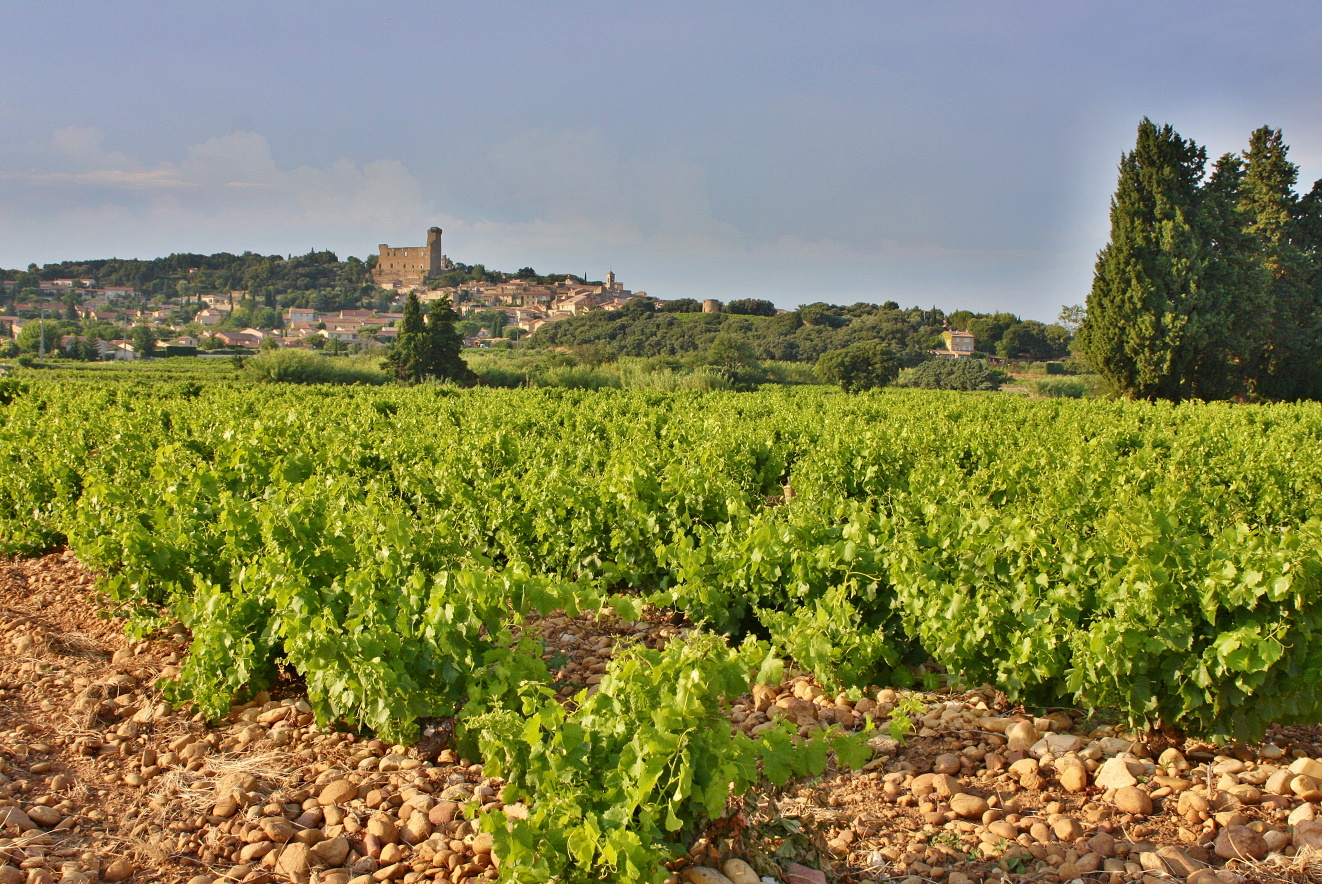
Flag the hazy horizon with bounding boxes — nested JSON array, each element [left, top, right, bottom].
[[3, 1, 1320, 322]]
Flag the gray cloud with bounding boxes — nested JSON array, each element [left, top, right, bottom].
[[0, 129, 436, 258]]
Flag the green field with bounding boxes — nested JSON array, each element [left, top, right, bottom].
[[3, 376, 1320, 879]]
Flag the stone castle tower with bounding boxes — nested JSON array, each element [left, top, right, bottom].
[[372, 227, 445, 287]]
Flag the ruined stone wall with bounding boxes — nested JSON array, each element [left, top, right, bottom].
[[372, 228, 444, 286]]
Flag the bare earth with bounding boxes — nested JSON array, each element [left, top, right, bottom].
[[2, 552, 1320, 884]]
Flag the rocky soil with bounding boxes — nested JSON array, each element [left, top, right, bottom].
[[3, 551, 1321, 884]]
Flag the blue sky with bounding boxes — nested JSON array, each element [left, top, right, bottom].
[[2, 1, 1320, 320]]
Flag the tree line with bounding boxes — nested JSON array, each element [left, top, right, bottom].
[[1079, 119, 1322, 401], [1, 250, 377, 315], [530, 298, 1071, 366]]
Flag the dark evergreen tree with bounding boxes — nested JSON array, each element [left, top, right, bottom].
[[1238, 127, 1321, 400], [1192, 153, 1271, 399], [131, 324, 158, 358], [1299, 180, 1322, 356], [384, 292, 426, 382], [1078, 119, 1210, 400], [423, 298, 476, 386]]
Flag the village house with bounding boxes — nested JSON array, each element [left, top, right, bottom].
[[555, 293, 602, 315], [195, 308, 227, 327], [321, 326, 361, 343], [215, 331, 262, 349], [101, 341, 137, 361], [932, 330, 976, 358], [42, 279, 95, 292]]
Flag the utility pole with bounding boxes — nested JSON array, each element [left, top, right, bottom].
[[39, 293, 47, 360]]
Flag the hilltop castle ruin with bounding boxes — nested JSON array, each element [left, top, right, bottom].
[[372, 227, 446, 288]]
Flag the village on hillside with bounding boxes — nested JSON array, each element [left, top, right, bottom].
[[0, 228, 657, 358], [0, 229, 1011, 367]]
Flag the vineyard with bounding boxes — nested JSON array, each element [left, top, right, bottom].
[[3, 378, 1322, 881]]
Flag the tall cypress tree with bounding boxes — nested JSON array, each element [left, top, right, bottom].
[[423, 297, 476, 385], [1298, 181, 1322, 362], [1078, 119, 1210, 400], [1238, 127, 1321, 400], [384, 292, 426, 382], [1193, 153, 1272, 399]]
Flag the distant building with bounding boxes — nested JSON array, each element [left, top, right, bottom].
[[216, 331, 262, 349], [372, 227, 446, 288], [932, 330, 976, 358]]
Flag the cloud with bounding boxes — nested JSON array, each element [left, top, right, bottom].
[[1, 125, 750, 271], [0, 125, 1082, 319], [453, 128, 745, 256], [0, 128, 437, 259]]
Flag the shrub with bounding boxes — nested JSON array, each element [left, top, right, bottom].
[[899, 358, 1007, 391], [472, 363, 528, 388], [245, 349, 386, 385], [616, 363, 733, 392], [1028, 377, 1090, 399], [531, 366, 620, 390], [815, 342, 901, 392], [1024, 361, 1069, 375], [725, 298, 778, 316], [0, 378, 28, 405]]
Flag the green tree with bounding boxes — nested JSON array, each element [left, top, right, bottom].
[[131, 324, 158, 358], [947, 310, 976, 331], [67, 337, 98, 361], [704, 332, 762, 382], [385, 294, 475, 384], [658, 298, 702, 313], [473, 309, 507, 337], [1188, 152, 1271, 399], [815, 341, 900, 392], [997, 321, 1059, 360], [966, 313, 1017, 353], [1077, 119, 1210, 400], [16, 320, 75, 355], [797, 303, 845, 328], [422, 298, 476, 385], [901, 358, 1007, 391], [1237, 127, 1321, 400], [384, 292, 427, 381], [726, 298, 777, 317], [1056, 305, 1086, 334]]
